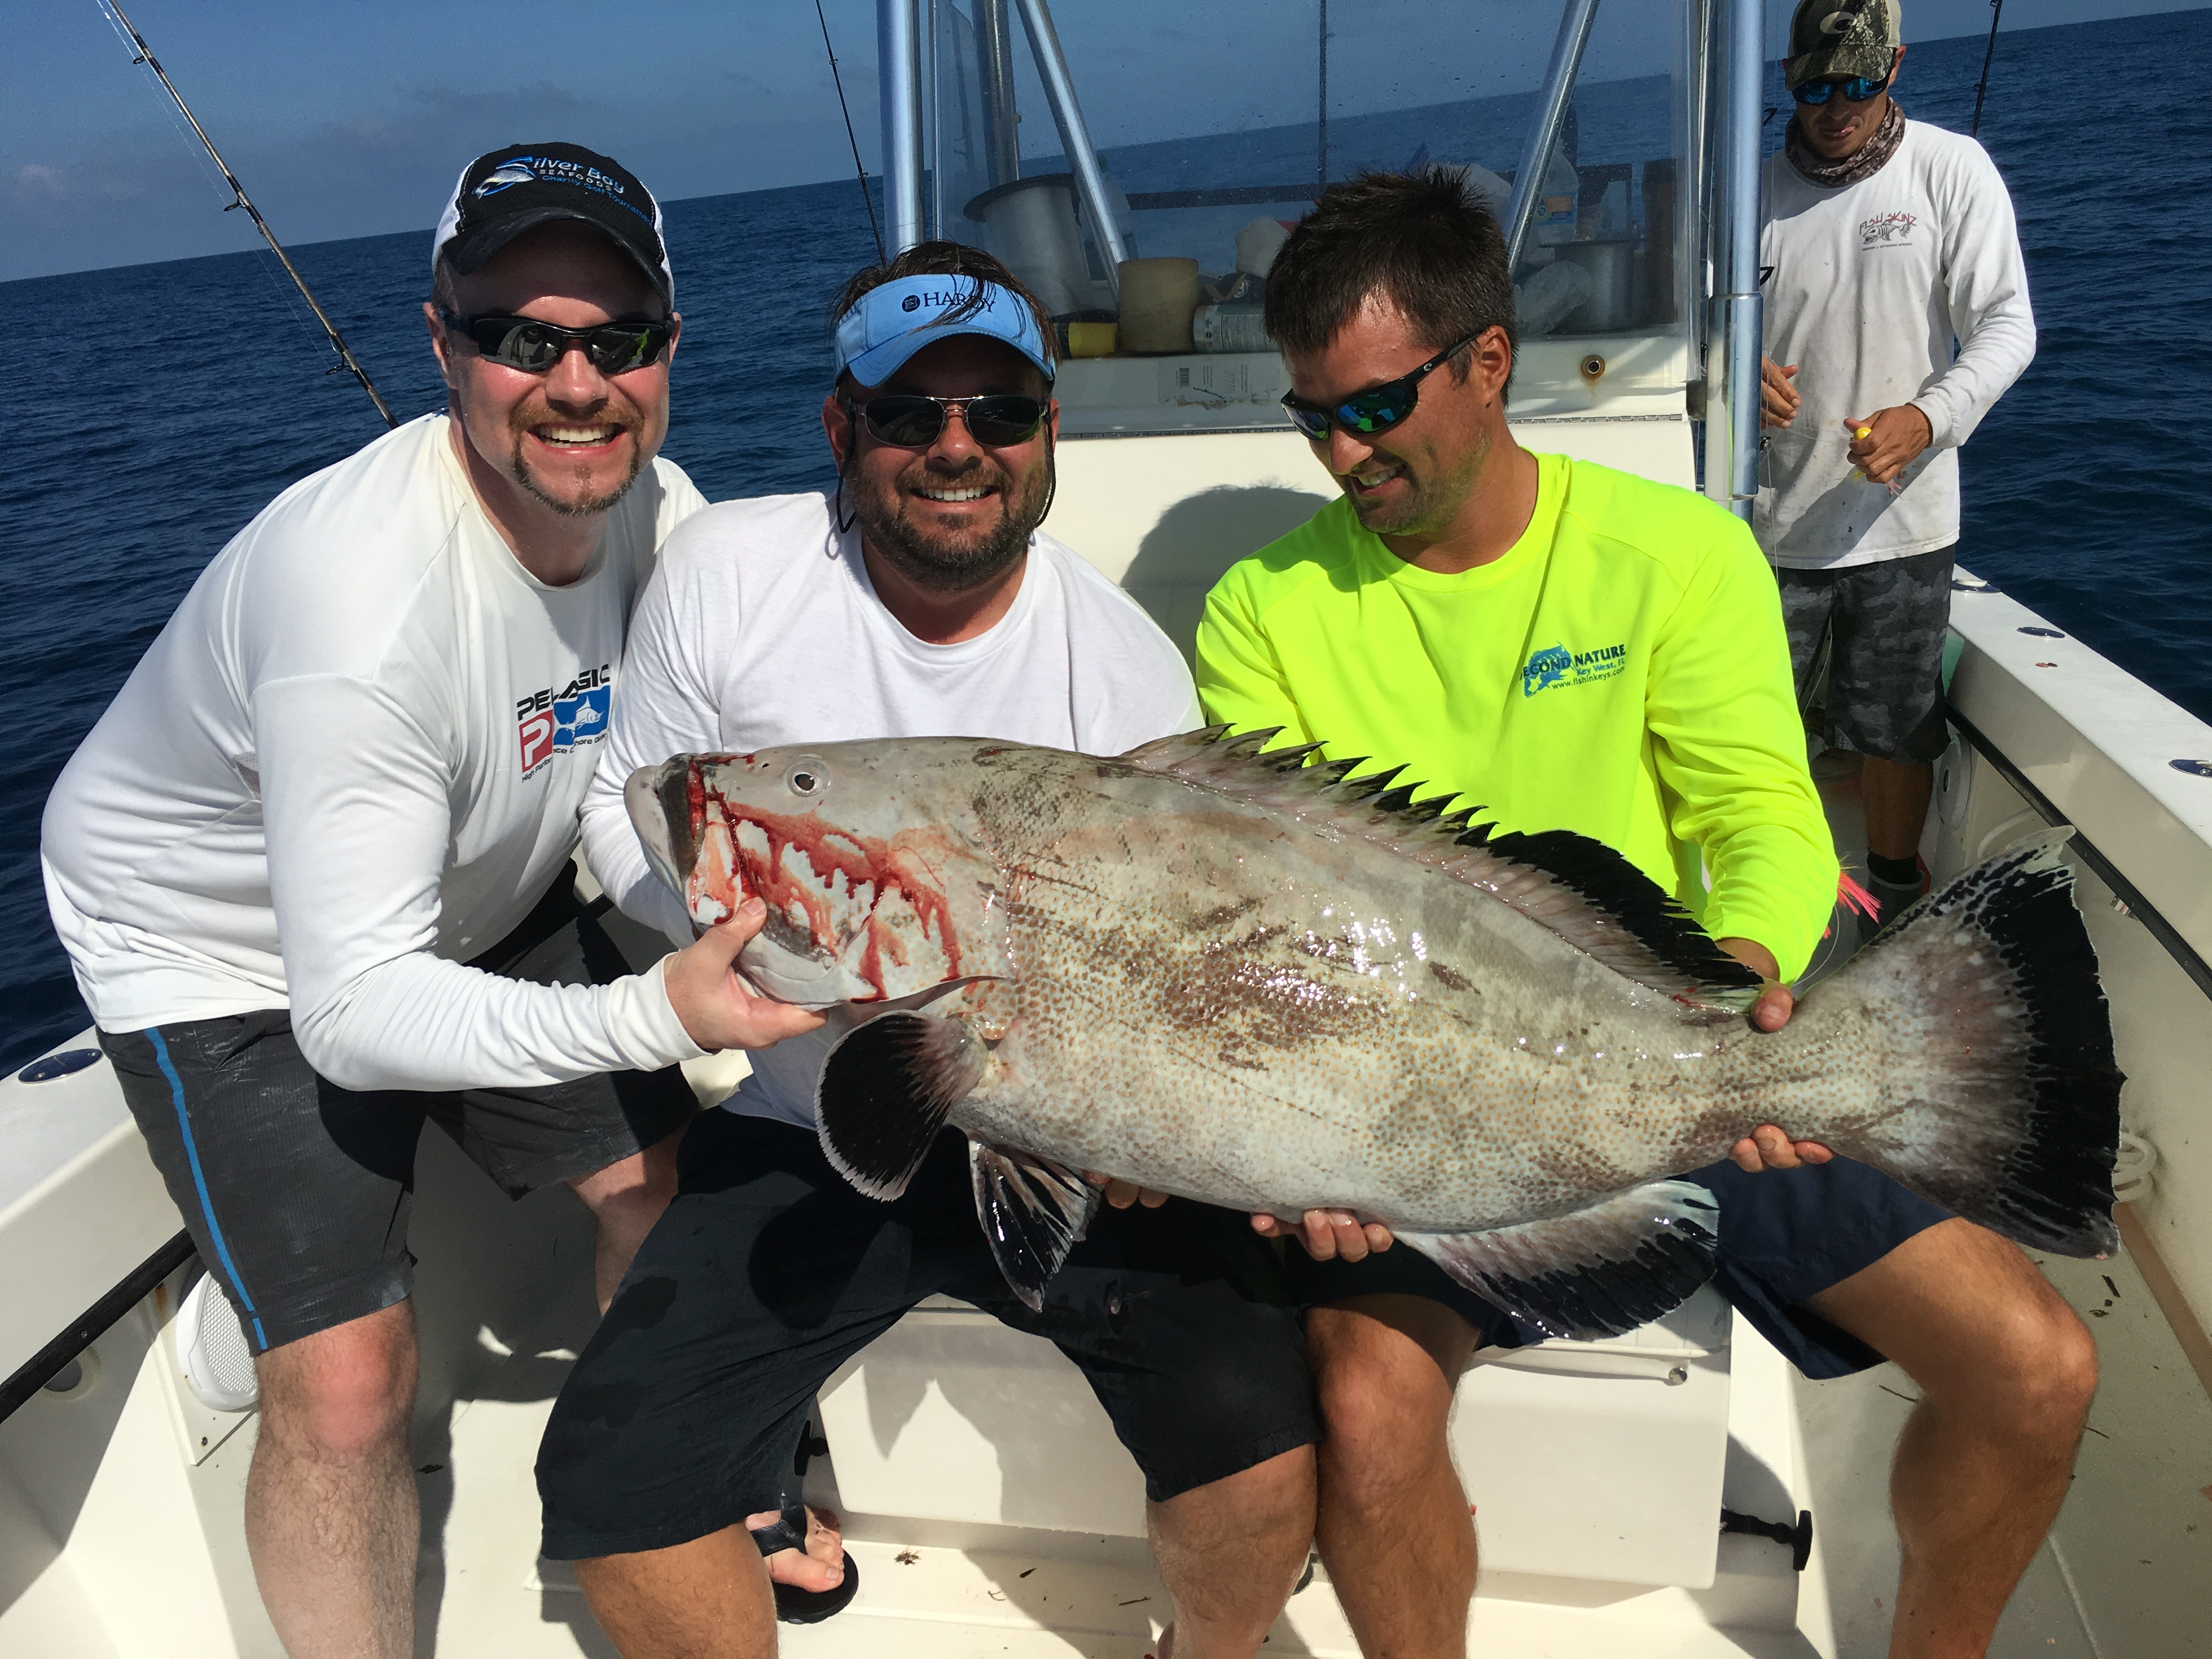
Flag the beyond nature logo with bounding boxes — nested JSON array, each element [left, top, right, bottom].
[[516, 664, 613, 775], [1859, 210, 1916, 250], [1521, 640, 1627, 697]]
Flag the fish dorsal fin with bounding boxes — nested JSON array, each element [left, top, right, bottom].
[[1118, 728, 1762, 1007]]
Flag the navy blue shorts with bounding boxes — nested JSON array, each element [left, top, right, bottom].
[[1292, 1155, 1952, 1379]]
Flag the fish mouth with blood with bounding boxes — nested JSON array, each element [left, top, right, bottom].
[[627, 730, 2121, 1336], [626, 748, 1001, 1008]]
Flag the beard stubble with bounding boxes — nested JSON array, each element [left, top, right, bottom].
[[509, 399, 648, 518], [849, 450, 1054, 594]]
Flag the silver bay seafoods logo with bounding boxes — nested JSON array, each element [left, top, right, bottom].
[[1521, 640, 1627, 697]]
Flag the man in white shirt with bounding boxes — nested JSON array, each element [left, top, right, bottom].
[[1757, 0, 2036, 944], [1752, 14, 2085, 1654], [544, 244, 1322, 1659], [41, 145, 818, 1659]]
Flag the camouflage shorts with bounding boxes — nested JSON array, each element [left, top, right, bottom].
[[1775, 546, 1955, 764]]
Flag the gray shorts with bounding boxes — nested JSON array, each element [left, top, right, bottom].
[[1775, 546, 1955, 764], [99, 877, 697, 1352]]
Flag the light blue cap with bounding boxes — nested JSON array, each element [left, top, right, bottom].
[[834, 275, 1054, 388]]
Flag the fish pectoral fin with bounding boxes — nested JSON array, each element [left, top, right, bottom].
[[1398, 1178, 1719, 1342], [968, 1141, 1101, 1313], [815, 1012, 986, 1200]]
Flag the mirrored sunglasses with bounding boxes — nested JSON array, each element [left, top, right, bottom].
[[438, 310, 673, 375], [1280, 332, 1482, 441], [1792, 72, 1892, 105]]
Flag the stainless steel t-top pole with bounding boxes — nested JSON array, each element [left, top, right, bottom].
[[1704, 0, 1765, 521], [102, 1, 394, 428], [975, 0, 1022, 188], [1012, 0, 1129, 298], [878, 0, 928, 252], [1502, 0, 1601, 278]]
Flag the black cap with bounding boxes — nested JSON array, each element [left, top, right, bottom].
[[431, 142, 673, 307]]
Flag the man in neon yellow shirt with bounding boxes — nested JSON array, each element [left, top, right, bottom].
[[1192, 170, 2096, 1659]]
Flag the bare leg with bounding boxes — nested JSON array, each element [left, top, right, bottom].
[[570, 1124, 687, 1312], [1803, 1218, 2097, 1659], [1859, 755, 1935, 864], [246, 1299, 420, 1659], [1147, 1446, 1315, 1658], [575, 1527, 776, 1659], [1305, 1294, 1483, 1659]]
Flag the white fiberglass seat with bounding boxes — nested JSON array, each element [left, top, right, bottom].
[[815, 1284, 1736, 1589]]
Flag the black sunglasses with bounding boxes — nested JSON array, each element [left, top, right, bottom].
[[1792, 67, 1894, 105], [438, 309, 673, 375], [1280, 332, 1482, 441], [840, 393, 1048, 449]]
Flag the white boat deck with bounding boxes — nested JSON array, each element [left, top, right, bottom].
[[4, 449, 2208, 1658]]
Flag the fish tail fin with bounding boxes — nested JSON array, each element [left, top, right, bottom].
[[1824, 828, 2121, 1257]]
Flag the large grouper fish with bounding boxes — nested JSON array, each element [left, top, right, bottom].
[[626, 727, 2121, 1339]]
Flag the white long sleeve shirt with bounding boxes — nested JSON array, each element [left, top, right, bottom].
[[1756, 119, 2035, 568], [42, 414, 709, 1091], [579, 490, 1201, 1127]]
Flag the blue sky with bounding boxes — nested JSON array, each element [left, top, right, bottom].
[[3, 0, 2198, 281]]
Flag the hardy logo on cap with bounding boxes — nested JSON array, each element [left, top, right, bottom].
[[833, 273, 1053, 388]]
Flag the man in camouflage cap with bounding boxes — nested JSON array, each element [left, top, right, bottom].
[[1755, 16, 2062, 1654], [1758, 0, 2034, 949], [1785, 0, 1901, 88]]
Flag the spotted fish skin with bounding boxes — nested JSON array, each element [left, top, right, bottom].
[[627, 731, 2120, 1325]]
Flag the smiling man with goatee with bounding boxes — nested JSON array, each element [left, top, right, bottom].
[[554, 243, 1326, 1659], [41, 143, 820, 1659]]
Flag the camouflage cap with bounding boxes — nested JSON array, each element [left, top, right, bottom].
[[1786, 0, 1903, 89]]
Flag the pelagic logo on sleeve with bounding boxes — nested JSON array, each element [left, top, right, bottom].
[[517, 664, 612, 775], [1521, 640, 1627, 698]]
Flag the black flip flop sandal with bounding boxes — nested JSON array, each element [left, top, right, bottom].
[[750, 1496, 860, 1624]]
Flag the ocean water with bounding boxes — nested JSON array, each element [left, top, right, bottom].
[[2, 10, 2207, 1072]]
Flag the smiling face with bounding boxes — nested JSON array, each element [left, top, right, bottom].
[[825, 334, 1057, 594], [1282, 295, 1510, 543], [1797, 47, 1904, 161], [428, 220, 676, 523]]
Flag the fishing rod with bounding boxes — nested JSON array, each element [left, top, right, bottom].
[[815, 0, 885, 264], [1971, 0, 2005, 138], [100, 1, 396, 428]]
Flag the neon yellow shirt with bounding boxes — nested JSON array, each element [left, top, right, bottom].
[[1195, 451, 1836, 980]]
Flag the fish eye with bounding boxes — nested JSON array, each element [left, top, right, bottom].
[[784, 757, 830, 799]]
